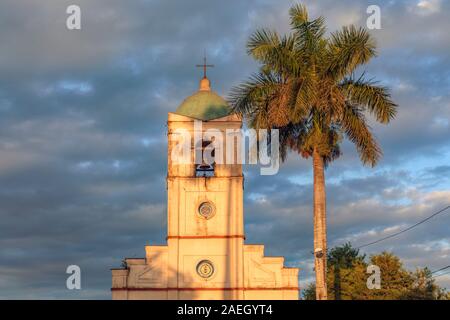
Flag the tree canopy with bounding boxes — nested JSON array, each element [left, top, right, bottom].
[[302, 243, 449, 300], [230, 3, 397, 167]]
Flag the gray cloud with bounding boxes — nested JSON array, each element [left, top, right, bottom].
[[0, 0, 449, 298]]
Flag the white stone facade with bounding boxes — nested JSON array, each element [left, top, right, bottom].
[[111, 111, 299, 300]]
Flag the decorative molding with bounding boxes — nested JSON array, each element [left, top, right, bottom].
[[111, 287, 299, 291], [167, 235, 245, 240]]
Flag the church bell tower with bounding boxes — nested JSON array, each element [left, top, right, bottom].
[[111, 65, 299, 300], [166, 73, 245, 299]]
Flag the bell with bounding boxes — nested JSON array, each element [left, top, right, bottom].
[[197, 163, 213, 171]]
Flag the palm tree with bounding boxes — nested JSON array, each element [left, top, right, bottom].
[[229, 3, 397, 300]]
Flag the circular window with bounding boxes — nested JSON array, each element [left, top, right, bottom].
[[198, 201, 215, 220], [196, 260, 215, 279]]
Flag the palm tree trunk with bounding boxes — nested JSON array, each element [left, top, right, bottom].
[[313, 147, 328, 300]]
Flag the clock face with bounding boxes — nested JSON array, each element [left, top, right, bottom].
[[198, 201, 215, 219], [196, 260, 215, 279]]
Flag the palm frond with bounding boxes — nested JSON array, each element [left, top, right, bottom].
[[340, 75, 398, 124], [289, 3, 326, 57], [292, 74, 316, 122], [247, 29, 281, 61], [247, 29, 300, 77], [327, 26, 377, 80], [341, 103, 382, 166], [289, 3, 309, 27], [279, 121, 309, 161], [228, 71, 280, 117], [295, 18, 326, 50]]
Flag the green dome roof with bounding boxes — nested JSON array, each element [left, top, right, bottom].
[[176, 78, 231, 120]]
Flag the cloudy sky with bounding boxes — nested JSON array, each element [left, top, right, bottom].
[[0, 0, 449, 299]]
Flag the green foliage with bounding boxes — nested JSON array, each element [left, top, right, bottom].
[[327, 243, 366, 299], [402, 268, 448, 300], [328, 242, 365, 267], [368, 252, 412, 299], [229, 2, 398, 166], [303, 244, 449, 300], [302, 282, 317, 300]]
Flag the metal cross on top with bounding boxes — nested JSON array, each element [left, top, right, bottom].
[[196, 56, 214, 79]]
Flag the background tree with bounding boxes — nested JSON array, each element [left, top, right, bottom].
[[401, 267, 448, 300], [302, 283, 316, 300], [327, 242, 365, 299], [368, 252, 413, 299], [302, 244, 449, 300], [230, 3, 398, 300]]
